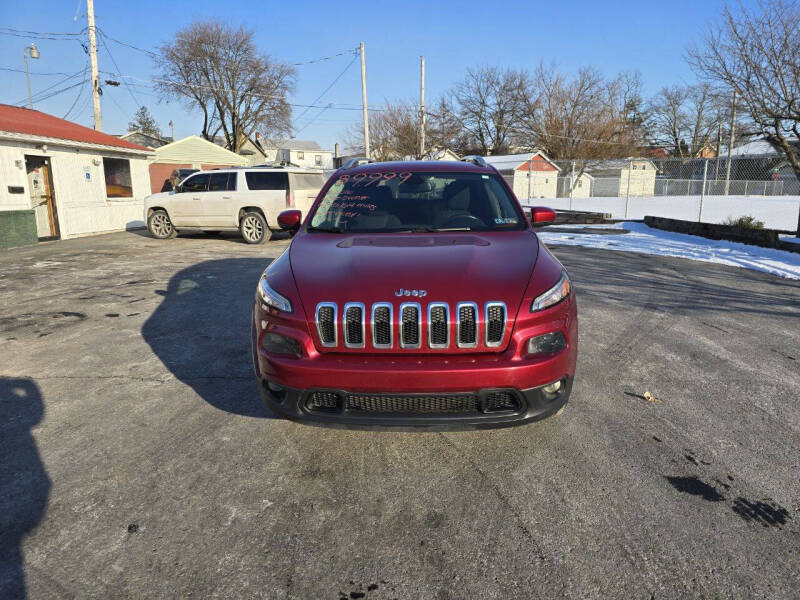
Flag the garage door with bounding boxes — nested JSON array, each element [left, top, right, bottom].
[[149, 163, 192, 194]]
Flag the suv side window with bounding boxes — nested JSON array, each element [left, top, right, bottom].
[[181, 173, 210, 193], [245, 172, 288, 191], [209, 172, 235, 192]]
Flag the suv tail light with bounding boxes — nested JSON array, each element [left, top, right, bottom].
[[285, 188, 292, 207]]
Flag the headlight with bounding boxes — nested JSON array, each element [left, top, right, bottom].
[[531, 271, 570, 312], [257, 276, 292, 312]]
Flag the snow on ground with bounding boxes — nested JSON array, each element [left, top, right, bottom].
[[780, 235, 800, 245], [538, 221, 800, 281]]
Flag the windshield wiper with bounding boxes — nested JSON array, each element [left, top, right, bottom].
[[307, 225, 342, 233], [424, 227, 473, 232]]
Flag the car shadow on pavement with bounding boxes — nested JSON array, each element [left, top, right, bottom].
[[0, 377, 51, 599], [142, 258, 274, 418]]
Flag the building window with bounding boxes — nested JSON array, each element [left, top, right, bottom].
[[315, 154, 322, 166], [103, 158, 133, 198], [577, 180, 582, 188], [297, 151, 305, 160], [632, 164, 637, 170]]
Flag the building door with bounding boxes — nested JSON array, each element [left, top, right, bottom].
[[25, 155, 60, 239]]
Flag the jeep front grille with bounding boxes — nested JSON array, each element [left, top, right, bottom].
[[314, 301, 507, 350], [315, 303, 336, 347], [400, 303, 420, 348], [343, 302, 365, 348], [485, 302, 506, 346]]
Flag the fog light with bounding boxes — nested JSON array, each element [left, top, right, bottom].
[[542, 380, 562, 394], [261, 332, 301, 356], [527, 331, 567, 356]]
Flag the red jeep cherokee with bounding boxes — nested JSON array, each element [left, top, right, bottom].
[[251, 158, 577, 426]]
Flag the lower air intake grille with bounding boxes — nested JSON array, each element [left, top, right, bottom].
[[346, 393, 480, 414], [401, 305, 420, 347], [317, 305, 335, 345], [486, 303, 506, 345], [483, 391, 519, 412], [429, 305, 448, 347], [306, 391, 341, 412]]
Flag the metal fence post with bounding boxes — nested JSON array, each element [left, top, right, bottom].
[[624, 158, 632, 219], [698, 159, 708, 222], [527, 156, 532, 201], [569, 160, 575, 210]]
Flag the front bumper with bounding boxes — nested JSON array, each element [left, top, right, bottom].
[[257, 377, 572, 427]]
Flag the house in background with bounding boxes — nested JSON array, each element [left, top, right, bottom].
[[238, 134, 334, 169], [483, 151, 561, 199], [148, 135, 247, 194], [585, 158, 657, 197], [117, 130, 172, 149], [0, 104, 152, 247]]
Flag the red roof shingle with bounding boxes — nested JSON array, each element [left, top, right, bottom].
[[0, 103, 150, 152]]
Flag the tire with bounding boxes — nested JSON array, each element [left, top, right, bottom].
[[240, 211, 269, 244], [148, 209, 177, 239]]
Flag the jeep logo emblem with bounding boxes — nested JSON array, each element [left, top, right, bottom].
[[395, 288, 427, 297]]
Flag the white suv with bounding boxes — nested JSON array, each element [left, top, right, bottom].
[[144, 167, 325, 244]]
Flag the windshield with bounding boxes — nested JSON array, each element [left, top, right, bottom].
[[308, 171, 525, 233]]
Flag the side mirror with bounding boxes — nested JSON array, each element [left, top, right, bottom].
[[277, 209, 302, 231], [529, 206, 557, 227]]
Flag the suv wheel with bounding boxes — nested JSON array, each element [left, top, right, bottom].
[[240, 211, 269, 244], [148, 209, 177, 239]]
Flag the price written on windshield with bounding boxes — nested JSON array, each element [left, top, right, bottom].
[[337, 172, 413, 187]]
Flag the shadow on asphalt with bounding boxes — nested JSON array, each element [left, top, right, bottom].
[[0, 377, 50, 599], [142, 258, 274, 418]]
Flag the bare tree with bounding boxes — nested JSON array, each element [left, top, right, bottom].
[[647, 84, 722, 157], [345, 100, 422, 160], [447, 66, 531, 155], [688, 0, 800, 225], [156, 21, 295, 152]]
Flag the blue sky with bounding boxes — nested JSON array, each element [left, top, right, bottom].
[[0, 0, 747, 149]]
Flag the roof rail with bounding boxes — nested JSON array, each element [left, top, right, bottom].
[[340, 157, 375, 170], [460, 155, 489, 168]]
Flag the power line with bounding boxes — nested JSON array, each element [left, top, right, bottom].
[[14, 69, 86, 106], [290, 48, 359, 66], [95, 27, 157, 57], [294, 103, 334, 135], [0, 26, 84, 36], [105, 72, 385, 111], [0, 66, 77, 76], [63, 63, 89, 119], [293, 52, 359, 124], [98, 31, 142, 109]]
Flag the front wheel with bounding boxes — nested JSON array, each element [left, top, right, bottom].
[[148, 209, 177, 239], [240, 211, 269, 244]]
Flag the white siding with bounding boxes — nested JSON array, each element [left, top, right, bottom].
[[0, 139, 150, 238], [153, 135, 247, 167], [512, 171, 558, 200]]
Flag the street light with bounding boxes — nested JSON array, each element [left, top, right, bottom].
[[23, 43, 40, 109]]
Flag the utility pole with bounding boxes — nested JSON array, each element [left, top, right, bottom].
[[359, 42, 370, 159], [419, 56, 426, 159], [724, 90, 736, 196], [87, 0, 102, 131]]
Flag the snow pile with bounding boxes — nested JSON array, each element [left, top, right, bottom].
[[538, 222, 800, 280]]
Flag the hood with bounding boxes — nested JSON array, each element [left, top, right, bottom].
[[145, 190, 174, 204], [289, 230, 539, 317]]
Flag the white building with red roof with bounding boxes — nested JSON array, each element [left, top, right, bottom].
[[0, 104, 153, 245]]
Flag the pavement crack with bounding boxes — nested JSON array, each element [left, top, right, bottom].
[[437, 433, 548, 562]]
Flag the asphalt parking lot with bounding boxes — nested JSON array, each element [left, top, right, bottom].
[[1, 230, 799, 599]]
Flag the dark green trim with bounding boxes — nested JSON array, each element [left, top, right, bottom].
[[0, 210, 38, 249]]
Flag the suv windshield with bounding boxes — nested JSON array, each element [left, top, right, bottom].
[[308, 170, 525, 233]]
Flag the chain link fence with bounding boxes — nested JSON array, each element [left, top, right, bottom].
[[500, 155, 800, 230], [549, 156, 797, 198]]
